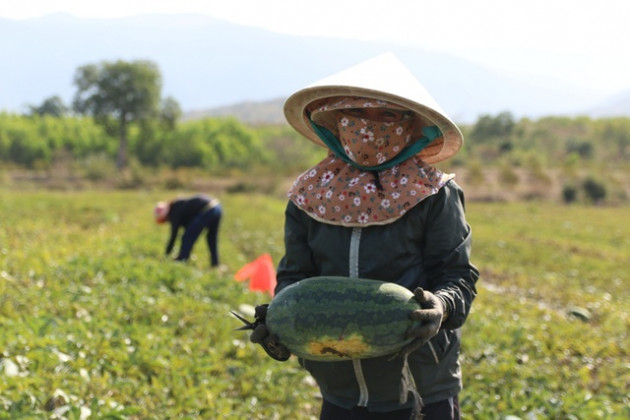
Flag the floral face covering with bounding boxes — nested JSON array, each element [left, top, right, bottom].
[[337, 113, 414, 168], [288, 153, 454, 226], [288, 97, 454, 227]]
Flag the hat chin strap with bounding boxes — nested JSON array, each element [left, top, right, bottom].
[[309, 119, 442, 172]]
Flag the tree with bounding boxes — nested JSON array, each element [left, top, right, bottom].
[[73, 60, 162, 169], [582, 177, 606, 204], [28, 95, 69, 117], [160, 96, 182, 131], [470, 111, 515, 144]]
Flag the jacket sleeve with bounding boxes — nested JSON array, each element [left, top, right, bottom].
[[165, 222, 178, 255], [422, 181, 479, 330], [275, 201, 319, 294]]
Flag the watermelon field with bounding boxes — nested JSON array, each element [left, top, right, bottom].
[[0, 189, 628, 419]]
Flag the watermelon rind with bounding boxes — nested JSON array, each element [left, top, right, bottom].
[[265, 276, 421, 361]]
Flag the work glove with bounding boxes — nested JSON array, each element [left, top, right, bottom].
[[398, 287, 445, 355], [233, 304, 291, 362]]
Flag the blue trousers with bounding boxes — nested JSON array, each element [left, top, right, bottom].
[[176, 205, 222, 266]]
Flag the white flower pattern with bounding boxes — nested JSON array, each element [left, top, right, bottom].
[[322, 171, 334, 184], [364, 184, 376, 194]]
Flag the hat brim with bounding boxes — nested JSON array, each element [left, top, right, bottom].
[[283, 54, 464, 164]]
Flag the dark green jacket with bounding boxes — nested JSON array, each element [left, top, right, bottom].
[[275, 180, 479, 410]]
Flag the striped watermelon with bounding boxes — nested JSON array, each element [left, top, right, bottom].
[[265, 276, 421, 361]]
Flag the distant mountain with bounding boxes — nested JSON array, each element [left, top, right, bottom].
[[586, 90, 630, 118], [184, 97, 287, 125], [0, 13, 623, 123], [190, 91, 630, 126]]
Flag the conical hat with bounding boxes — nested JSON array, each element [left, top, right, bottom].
[[283, 52, 463, 164]]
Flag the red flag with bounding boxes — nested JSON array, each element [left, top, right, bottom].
[[234, 254, 276, 296]]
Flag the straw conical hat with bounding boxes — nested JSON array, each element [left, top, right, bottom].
[[283, 52, 463, 164]]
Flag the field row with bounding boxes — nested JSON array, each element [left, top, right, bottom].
[[0, 190, 628, 418]]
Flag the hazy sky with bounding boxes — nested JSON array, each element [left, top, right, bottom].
[[2, 0, 629, 95]]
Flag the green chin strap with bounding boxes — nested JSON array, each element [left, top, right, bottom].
[[309, 119, 442, 172]]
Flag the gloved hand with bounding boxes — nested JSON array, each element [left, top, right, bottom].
[[398, 287, 445, 355], [248, 305, 291, 362]]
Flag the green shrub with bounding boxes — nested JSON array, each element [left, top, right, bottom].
[[562, 183, 578, 204], [582, 176, 607, 203], [499, 164, 519, 186]]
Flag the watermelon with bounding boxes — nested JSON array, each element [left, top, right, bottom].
[[265, 276, 421, 361]]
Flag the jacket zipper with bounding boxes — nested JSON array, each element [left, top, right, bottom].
[[349, 227, 369, 407], [348, 227, 361, 278]]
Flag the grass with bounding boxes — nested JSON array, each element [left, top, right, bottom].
[[0, 189, 628, 419], [463, 203, 628, 418]]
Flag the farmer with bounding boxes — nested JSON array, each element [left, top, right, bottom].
[[253, 53, 479, 419], [154, 194, 222, 267]]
